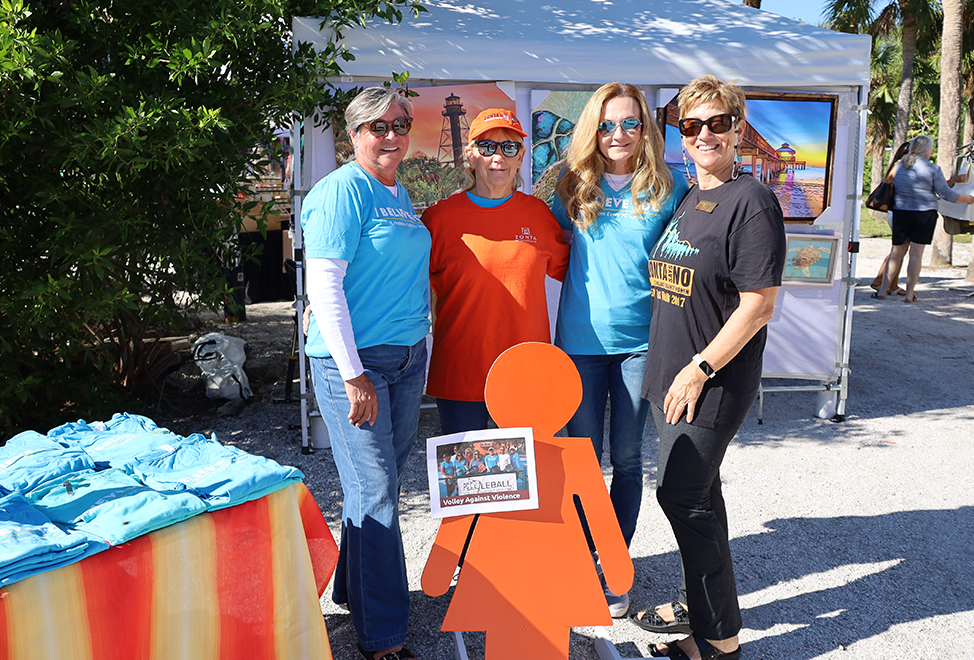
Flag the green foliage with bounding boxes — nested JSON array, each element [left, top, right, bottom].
[[0, 0, 425, 436]]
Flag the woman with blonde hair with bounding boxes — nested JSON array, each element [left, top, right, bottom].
[[553, 82, 689, 618], [423, 108, 569, 434], [875, 134, 974, 303]]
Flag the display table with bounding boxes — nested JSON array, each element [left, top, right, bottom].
[[0, 483, 337, 660]]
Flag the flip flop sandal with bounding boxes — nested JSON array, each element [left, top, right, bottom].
[[649, 634, 741, 660], [358, 645, 417, 660], [904, 295, 919, 303], [870, 292, 885, 300], [631, 600, 693, 634]]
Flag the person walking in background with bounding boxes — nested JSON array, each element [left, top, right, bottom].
[[869, 141, 909, 296], [302, 86, 428, 660], [874, 135, 974, 303], [552, 81, 690, 618], [632, 75, 786, 660], [422, 108, 570, 435]]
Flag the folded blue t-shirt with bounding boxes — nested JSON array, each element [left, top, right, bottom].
[[26, 468, 209, 546], [0, 492, 101, 587], [0, 433, 97, 494], [130, 437, 303, 511], [48, 414, 213, 472]]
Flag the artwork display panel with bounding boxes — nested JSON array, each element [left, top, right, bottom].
[[660, 92, 837, 223], [530, 90, 596, 207], [333, 82, 516, 209]]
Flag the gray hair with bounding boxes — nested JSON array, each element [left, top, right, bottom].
[[344, 87, 413, 136], [902, 135, 933, 169]]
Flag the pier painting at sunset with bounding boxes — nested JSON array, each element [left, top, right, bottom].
[[662, 93, 836, 222]]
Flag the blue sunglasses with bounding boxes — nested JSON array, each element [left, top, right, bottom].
[[597, 118, 642, 135]]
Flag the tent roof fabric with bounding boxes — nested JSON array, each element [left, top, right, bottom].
[[295, 0, 871, 89]]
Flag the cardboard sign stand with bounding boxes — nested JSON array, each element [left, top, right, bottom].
[[423, 343, 634, 660]]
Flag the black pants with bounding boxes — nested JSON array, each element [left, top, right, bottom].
[[652, 406, 742, 640]]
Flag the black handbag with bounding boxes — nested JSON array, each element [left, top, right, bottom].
[[865, 181, 894, 212]]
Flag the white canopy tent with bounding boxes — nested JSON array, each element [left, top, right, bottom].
[[288, 0, 873, 453]]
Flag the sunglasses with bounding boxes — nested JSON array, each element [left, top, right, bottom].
[[364, 117, 412, 136], [678, 114, 736, 137], [597, 118, 642, 135], [476, 140, 522, 157]]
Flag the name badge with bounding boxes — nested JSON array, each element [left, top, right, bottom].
[[695, 200, 718, 213]]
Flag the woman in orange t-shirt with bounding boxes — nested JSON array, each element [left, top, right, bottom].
[[422, 109, 570, 434]]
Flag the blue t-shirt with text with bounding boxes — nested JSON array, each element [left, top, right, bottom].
[[302, 162, 431, 357], [553, 172, 689, 354]]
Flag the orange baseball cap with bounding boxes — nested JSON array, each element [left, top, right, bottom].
[[469, 108, 527, 141]]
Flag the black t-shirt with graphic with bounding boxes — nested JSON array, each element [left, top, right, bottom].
[[641, 175, 786, 429]]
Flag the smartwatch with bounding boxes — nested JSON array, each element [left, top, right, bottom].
[[692, 353, 716, 379]]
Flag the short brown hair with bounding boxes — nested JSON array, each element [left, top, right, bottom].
[[677, 75, 747, 122]]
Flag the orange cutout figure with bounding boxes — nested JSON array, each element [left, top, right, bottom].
[[422, 342, 634, 660]]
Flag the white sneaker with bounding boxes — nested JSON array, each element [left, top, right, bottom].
[[606, 588, 630, 618]]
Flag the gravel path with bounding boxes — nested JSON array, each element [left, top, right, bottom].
[[156, 237, 974, 660]]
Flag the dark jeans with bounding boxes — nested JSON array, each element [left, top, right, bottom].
[[435, 398, 491, 435], [652, 405, 742, 640]]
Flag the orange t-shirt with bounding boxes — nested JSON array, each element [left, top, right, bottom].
[[422, 192, 570, 401]]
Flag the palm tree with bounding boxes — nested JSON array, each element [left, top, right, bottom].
[[827, 0, 943, 168], [930, 0, 967, 266], [866, 36, 902, 205]]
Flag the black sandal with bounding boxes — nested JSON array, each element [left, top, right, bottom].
[[649, 634, 740, 660], [631, 600, 693, 634], [358, 645, 417, 660]]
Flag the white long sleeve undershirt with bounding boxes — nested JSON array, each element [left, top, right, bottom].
[[306, 257, 363, 381]]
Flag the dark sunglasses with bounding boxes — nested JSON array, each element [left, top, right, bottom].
[[364, 116, 412, 136], [597, 118, 642, 135], [678, 114, 736, 137], [476, 140, 522, 157]]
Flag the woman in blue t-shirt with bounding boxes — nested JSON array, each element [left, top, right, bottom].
[[301, 86, 428, 660], [552, 82, 689, 619]]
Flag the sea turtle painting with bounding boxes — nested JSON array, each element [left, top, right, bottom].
[[530, 92, 593, 206], [787, 242, 831, 278]]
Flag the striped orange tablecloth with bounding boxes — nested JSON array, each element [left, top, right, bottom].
[[0, 483, 338, 660]]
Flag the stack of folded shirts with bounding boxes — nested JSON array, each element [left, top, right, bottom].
[[131, 435, 304, 511], [48, 413, 209, 471], [0, 432, 98, 493], [25, 468, 209, 545], [0, 413, 305, 588], [0, 492, 101, 588]]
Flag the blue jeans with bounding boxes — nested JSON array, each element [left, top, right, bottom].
[[310, 338, 427, 652], [566, 351, 649, 547], [436, 398, 491, 435]]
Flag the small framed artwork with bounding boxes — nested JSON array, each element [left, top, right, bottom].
[[783, 234, 840, 283], [426, 427, 539, 519]]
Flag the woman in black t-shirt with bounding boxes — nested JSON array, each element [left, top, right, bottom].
[[630, 75, 786, 660]]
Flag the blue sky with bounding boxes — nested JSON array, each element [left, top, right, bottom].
[[758, 0, 828, 26]]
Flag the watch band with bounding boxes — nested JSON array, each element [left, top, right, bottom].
[[692, 353, 716, 379]]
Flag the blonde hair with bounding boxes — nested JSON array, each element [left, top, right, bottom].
[[555, 82, 673, 232], [676, 74, 747, 124], [460, 128, 524, 193], [902, 135, 933, 169]]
